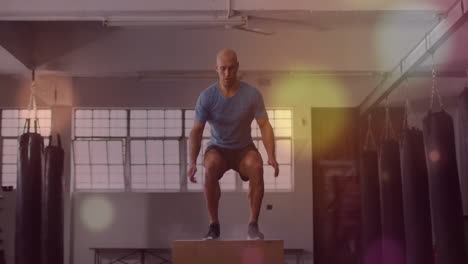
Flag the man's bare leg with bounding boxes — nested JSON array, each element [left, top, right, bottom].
[[239, 150, 265, 239], [204, 149, 227, 223]]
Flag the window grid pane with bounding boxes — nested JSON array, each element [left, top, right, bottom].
[[2, 139, 18, 188], [184, 110, 211, 137], [130, 139, 180, 191], [248, 109, 293, 192], [74, 109, 127, 137], [1, 109, 52, 137], [130, 110, 182, 137], [73, 139, 125, 190]]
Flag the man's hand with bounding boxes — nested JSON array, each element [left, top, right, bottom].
[[187, 163, 198, 183], [268, 159, 279, 177]]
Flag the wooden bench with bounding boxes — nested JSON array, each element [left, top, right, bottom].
[[90, 245, 305, 264], [90, 248, 171, 264]]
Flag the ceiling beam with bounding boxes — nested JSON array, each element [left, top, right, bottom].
[[0, 0, 452, 13], [358, 0, 468, 116], [408, 69, 468, 78]]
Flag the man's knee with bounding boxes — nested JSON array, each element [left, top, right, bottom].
[[243, 157, 263, 172], [205, 159, 222, 171], [204, 159, 224, 181]]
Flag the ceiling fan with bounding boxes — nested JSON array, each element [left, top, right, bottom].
[[230, 10, 328, 32], [178, 13, 274, 36], [223, 15, 274, 35]]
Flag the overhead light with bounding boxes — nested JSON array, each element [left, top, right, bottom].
[[105, 15, 246, 27]]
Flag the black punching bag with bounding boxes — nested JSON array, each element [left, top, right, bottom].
[[41, 135, 65, 264], [360, 150, 382, 264], [379, 139, 406, 264], [15, 119, 44, 264], [423, 110, 466, 263], [400, 127, 433, 264], [457, 87, 468, 215]]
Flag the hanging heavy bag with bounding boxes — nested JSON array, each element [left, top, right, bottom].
[[360, 150, 382, 264], [400, 127, 432, 264], [423, 110, 466, 264], [360, 115, 382, 264], [379, 139, 406, 264], [457, 87, 468, 215], [15, 119, 44, 264], [41, 134, 65, 264], [379, 107, 406, 264]]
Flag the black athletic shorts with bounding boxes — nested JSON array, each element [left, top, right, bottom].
[[204, 143, 259, 182]]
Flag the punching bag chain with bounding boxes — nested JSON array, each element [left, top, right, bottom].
[[364, 114, 377, 151], [28, 70, 38, 119], [430, 53, 444, 110], [26, 70, 41, 134], [383, 98, 396, 141], [403, 78, 411, 129]]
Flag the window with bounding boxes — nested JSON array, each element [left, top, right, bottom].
[[74, 140, 125, 190], [128, 110, 183, 191], [73, 108, 293, 192], [73, 109, 127, 190], [1, 109, 52, 188], [73, 109, 183, 191], [130, 140, 180, 190]]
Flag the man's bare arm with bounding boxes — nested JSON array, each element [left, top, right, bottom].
[[257, 116, 279, 177], [188, 121, 205, 182]]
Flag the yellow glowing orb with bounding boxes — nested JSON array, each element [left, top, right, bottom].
[[266, 73, 346, 156], [80, 196, 115, 232], [269, 74, 346, 107]]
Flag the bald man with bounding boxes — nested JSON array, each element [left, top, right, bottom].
[[188, 49, 279, 240]]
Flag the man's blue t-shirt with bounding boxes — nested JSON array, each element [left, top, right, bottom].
[[195, 81, 268, 149]]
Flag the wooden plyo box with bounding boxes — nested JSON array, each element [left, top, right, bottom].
[[172, 240, 284, 264]]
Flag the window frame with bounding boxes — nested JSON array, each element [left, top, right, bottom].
[[71, 107, 294, 193]]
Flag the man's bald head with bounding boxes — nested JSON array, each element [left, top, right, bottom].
[[216, 49, 238, 66], [216, 49, 239, 88]]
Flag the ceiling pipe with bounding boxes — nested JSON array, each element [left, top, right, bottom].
[[227, 0, 232, 18]]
